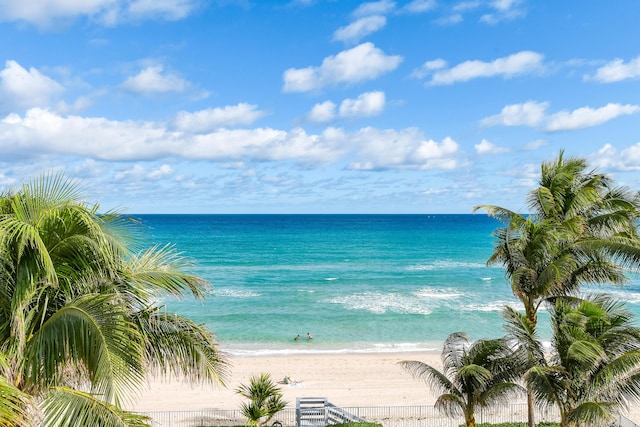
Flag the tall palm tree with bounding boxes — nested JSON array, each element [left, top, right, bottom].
[[400, 332, 525, 427], [0, 174, 228, 426], [474, 150, 640, 427], [505, 294, 640, 427]]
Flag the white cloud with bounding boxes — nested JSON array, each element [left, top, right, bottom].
[[173, 103, 268, 132], [591, 143, 640, 172], [333, 15, 387, 43], [481, 101, 640, 132], [353, 0, 396, 18], [474, 139, 509, 154], [411, 58, 447, 79], [426, 51, 544, 85], [402, 0, 436, 13], [345, 128, 460, 170], [545, 103, 640, 132], [480, 101, 548, 127], [339, 91, 385, 118], [307, 92, 385, 122], [282, 42, 402, 92], [307, 101, 337, 123], [0, 108, 343, 164], [480, 0, 525, 24], [0, 0, 199, 27], [0, 60, 64, 111], [435, 14, 463, 25], [121, 65, 190, 95], [589, 56, 640, 83], [1, 108, 465, 173]]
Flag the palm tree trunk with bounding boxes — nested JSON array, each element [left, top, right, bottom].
[[527, 386, 535, 427]]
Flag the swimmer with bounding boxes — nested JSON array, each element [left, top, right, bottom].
[[307, 332, 313, 340], [294, 334, 300, 341]]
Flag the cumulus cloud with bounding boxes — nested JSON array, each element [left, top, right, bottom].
[[173, 103, 268, 132], [480, 101, 548, 127], [0, 0, 200, 28], [480, 101, 640, 132], [339, 91, 385, 118], [0, 108, 464, 173], [545, 103, 640, 132], [422, 51, 544, 85], [0, 108, 344, 164], [591, 143, 640, 171], [333, 15, 387, 43], [307, 91, 385, 122], [121, 65, 190, 95], [589, 56, 640, 83], [0, 60, 63, 112], [474, 139, 509, 155], [345, 128, 460, 170], [282, 42, 402, 92], [307, 101, 337, 123]]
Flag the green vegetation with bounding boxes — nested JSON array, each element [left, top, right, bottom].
[[475, 150, 640, 427], [407, 151, 640, 427], [0, 174, 228, 426], [400, 333, 525, 427], [236, 373, 288, 427]]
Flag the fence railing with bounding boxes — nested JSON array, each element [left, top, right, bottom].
[[138, 404, 640, 427]]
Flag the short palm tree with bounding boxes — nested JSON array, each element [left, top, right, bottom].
[[400, 332, 525, 427], [505, 294, 640, 427], [236, 373, 288, 427], [0, 174, 228, 426]]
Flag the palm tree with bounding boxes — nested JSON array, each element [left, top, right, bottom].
[[505, 294, 640, 427], [399, 332, 525, 427], [0, 352, 29, 426], [0, 174, 228, 426], [236, 373, 288, 427], [474, 150, 640, 427]]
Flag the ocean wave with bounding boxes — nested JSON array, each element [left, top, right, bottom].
[[407, 260, 493, 271], [461, 300, 520, 312], [326, 291, 432, 315], [211, 288, 260, 298], [413, 288, 463, 299]]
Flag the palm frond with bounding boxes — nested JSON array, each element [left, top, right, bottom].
[[137, 308, 229, 385], [42, 386, 151, 427], [25, 294, 145, 406], [398, 360, 456, 396]]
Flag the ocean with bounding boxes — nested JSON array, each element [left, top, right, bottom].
[[135, 214, 640, 356]]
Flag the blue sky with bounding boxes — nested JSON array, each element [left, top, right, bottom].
[[1, 0, 640, 214]]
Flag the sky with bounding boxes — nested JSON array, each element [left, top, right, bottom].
[[1, 0, 640, 214]]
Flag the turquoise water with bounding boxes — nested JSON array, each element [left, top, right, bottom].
[[136, 214, 640, 356]]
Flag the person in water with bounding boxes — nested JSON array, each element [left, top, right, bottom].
[[294, 334, 300, 341], [307, 332, 313, 340]]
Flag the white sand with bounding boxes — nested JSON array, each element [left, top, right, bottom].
[[129, 352, 441, 411], [128, 352, 640, 423]]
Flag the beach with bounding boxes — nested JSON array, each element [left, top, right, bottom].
[[129, 352, 443, 411], [129, 351, 640, 423]]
